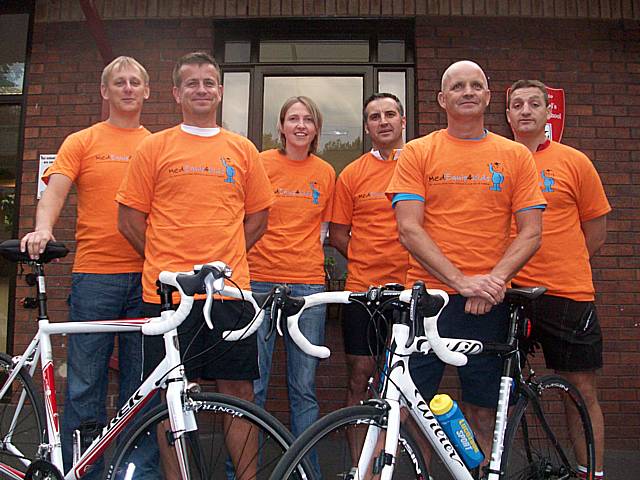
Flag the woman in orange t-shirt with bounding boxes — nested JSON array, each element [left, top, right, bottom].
[[248, 97, 335, 468]]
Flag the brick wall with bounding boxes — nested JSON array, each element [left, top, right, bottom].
[[17, 15, 640, 447]]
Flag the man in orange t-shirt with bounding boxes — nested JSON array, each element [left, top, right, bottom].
[[20, 56, 150, 478], [330, 93, 409, 410], [387, 61, 546, 454], [117, 52, 273, 479], [507, 79, 611, 479]]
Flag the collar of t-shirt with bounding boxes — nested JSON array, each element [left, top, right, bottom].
[[536, 139, 551, 152], [459, 129, 489, 141], [181, 124, 221, 137], [370, 148, 402, 161]]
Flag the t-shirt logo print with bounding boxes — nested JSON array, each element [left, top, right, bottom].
[[488, 162, 505, 191], [541, 169, 555, 192], [221, 157, 236, 184], [310, 181, 320, 205]]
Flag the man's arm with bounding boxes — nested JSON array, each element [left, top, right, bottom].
[[490, 208, 542, 283], [117, 203, 148, 257], [244, 208, 269, 251], [394, 200, 505, 303], [20, 173, 73, 259], [581, 215, 607, 258], [329, 222, 351, 258]]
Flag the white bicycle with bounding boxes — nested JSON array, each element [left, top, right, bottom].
[[0, 239, 298, 480], [268, 282, 595, 479]]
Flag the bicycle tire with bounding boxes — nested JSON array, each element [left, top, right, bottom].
[[269, 403, 429, 480], [502, 375, 595, 479], [0, 352, 46, 478], [105, 392, 297, 480]]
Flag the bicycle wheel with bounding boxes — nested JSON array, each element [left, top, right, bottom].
[[270, 403, 428, 480], [0, 352, 46, 476], [502, 375, 595, 479], [106, 392, 296, 480]]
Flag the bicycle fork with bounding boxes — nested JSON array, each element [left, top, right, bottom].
[[163, 328, 198, 480]]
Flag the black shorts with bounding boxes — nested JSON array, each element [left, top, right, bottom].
[[524, 294, 603, 372], [341, 301, 391, 356], [141, 299, 259, 381]]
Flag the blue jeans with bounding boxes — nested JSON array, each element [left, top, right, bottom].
[[62, 272, 144, 479], [252, 281, 326, 477]]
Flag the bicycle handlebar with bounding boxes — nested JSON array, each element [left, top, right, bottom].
[[141, 262, 264, 337], [223, 283, 468, 367]]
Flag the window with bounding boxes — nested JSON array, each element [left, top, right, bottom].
[[215, 19, 415, 173]]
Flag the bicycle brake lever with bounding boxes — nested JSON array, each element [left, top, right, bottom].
[[275, 308, 284, 337], [202, 264, 228, 330], [203, 273, 215, 330]]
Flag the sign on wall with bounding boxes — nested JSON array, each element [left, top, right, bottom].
[[545, 87, 565, 142], [37, 154, 56, 199]]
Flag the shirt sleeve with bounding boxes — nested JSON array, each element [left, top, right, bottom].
[[115, 137, 155, 214], [386, 142, 427, 200], [43, 131, 84, 184], [510, 148, 547, 213], [321, 167, 336, 223], [244, 143, 275, 215], [576, 155, 612, 222], [331, 170, 354, 225]]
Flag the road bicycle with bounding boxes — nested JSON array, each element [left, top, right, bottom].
[[0, 239, 298, 480], [268, 281, 596, 479]]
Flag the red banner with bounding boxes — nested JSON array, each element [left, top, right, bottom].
[[545, 87, 565, 142], [506, 86, 566, 143]]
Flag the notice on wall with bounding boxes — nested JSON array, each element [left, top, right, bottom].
[[37, 154, 56, 199], [545, 87, 565, 143]]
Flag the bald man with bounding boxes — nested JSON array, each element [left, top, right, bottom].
[[387, 60, 546, 456]]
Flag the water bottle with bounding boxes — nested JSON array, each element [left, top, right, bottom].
[[430, 394, 484, 468]]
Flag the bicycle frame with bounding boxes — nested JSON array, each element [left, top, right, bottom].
[[0, 312, 197, 480]]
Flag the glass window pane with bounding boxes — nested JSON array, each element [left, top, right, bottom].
[[221, 72, 250, 137], [224, 41, 251, 63], [378, 40, 405, 62], [262, 76, 363, 174], [0, 104, 20, 351], [260, 41, 369, 63], [378, 71, 406, 142], [0, 14, 29, 95]]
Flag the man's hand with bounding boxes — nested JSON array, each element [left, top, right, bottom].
[[456, 274, 506, 305], [464, 296, 494, 315], [20, 229, 56, 260]]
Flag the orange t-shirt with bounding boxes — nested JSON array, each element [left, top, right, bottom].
[[332, 152, 409, 291], [513, 142, 611, 301], [248, 149, 335, 284], [386, 129, 546, 293], [116, 126, 274, 302], [43, 121, 149, 273]]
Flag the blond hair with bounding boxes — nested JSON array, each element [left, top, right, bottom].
[[101, 56, 149, 86]]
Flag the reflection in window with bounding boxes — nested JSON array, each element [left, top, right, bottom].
[[0, 105, 20, 351], [260, 41, 369, 63], [221, 72, 250, 137], [378, 72, 406, 142], [378, 41, 405, 62], [262, 77, 363, 174], [0, 14, 29, 94], [224, 41, 251, 63]]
